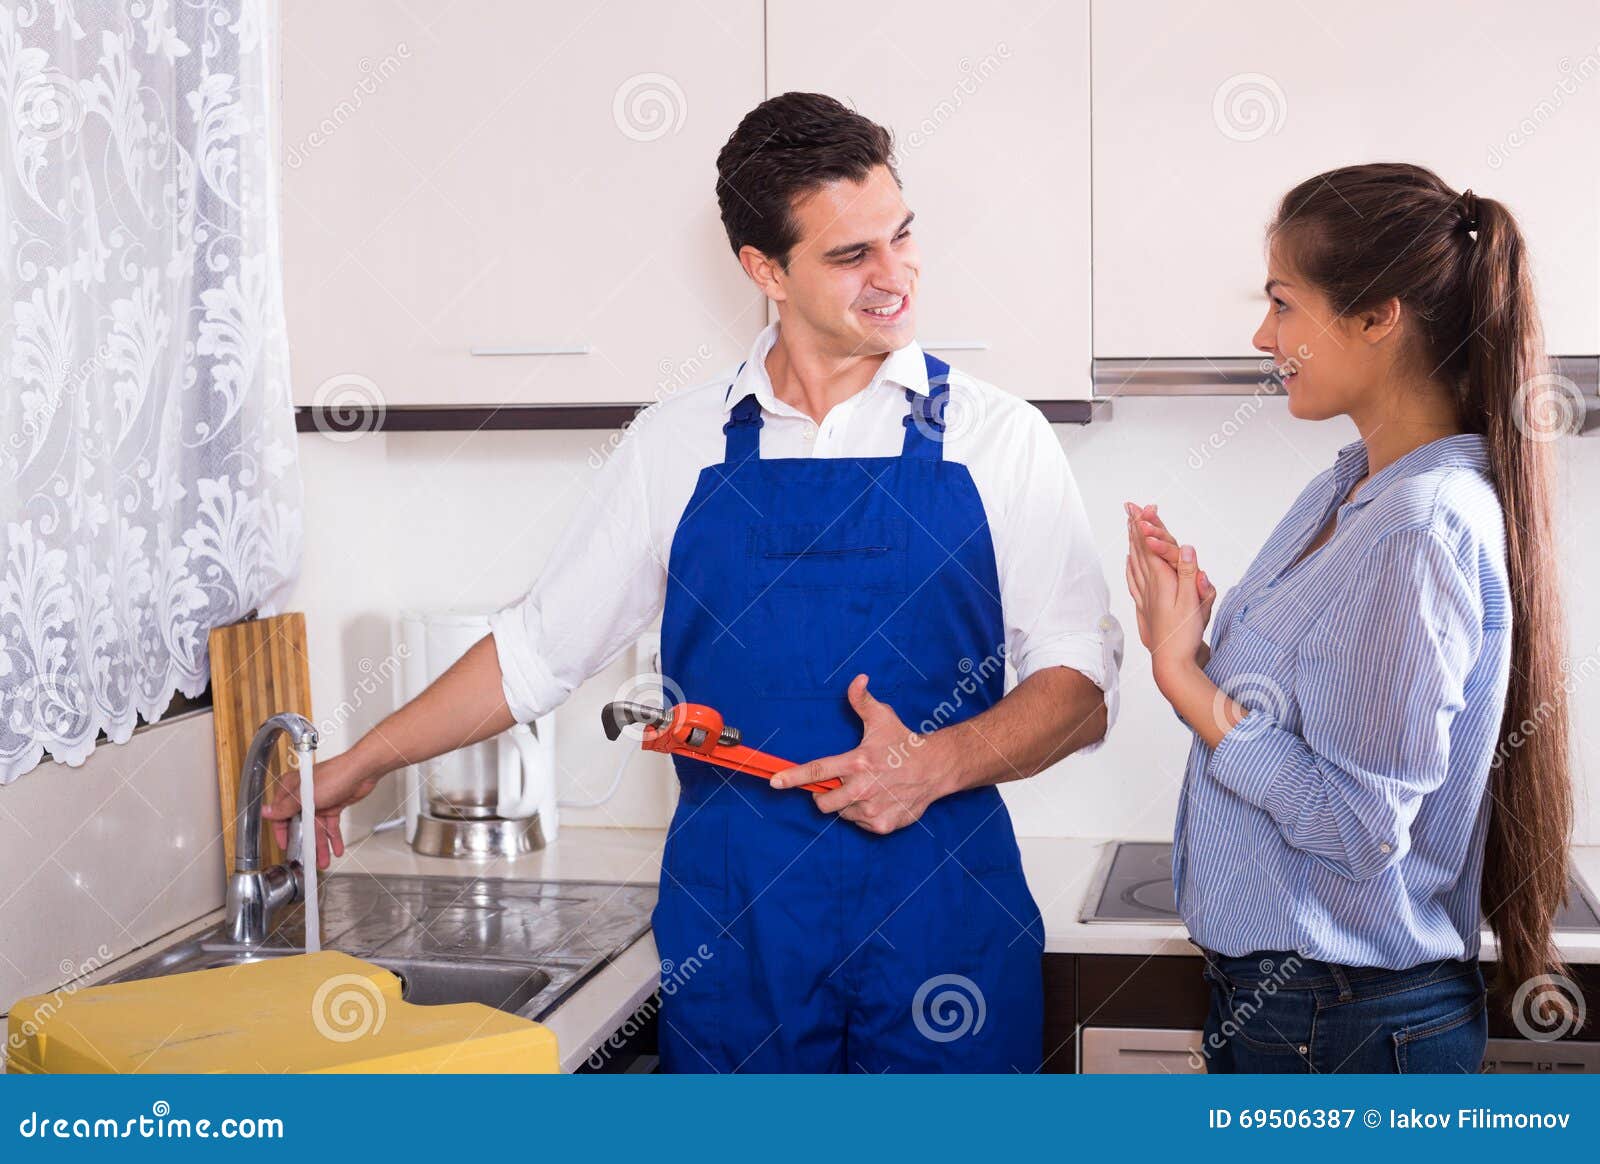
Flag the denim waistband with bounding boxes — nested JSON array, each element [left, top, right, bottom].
[[1198, 947, 1481, 998]]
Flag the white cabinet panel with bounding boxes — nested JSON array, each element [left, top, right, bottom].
[[767, 0, 1094, 399], [282, 2, 765, 406], [1093, 1, 1600, 357]]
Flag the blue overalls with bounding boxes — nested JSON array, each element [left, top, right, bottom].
[[654, 353, 1044, 1073]]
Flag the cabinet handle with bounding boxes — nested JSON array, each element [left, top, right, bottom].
[[922, 340, 990, 352], [1093, 357, 1274, 395], [469, 345, 592, 357]]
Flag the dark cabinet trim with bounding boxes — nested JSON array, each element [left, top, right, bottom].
[[294, 399, 1098, 434]]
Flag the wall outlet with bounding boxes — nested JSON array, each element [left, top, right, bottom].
[[634, 630, 662, 685]]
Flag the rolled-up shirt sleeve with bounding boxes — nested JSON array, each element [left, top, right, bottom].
[[488, 426, 666, 723], [991, 406, 1123, 745], [1205, 527, 1482, 880]]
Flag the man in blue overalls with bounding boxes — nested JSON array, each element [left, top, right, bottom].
[[270, 93, 1121, 1073]]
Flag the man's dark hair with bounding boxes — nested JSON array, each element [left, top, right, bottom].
[[715, 92, 898, 267]]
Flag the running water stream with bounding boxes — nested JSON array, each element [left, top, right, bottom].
[[296, 744, 321, 953]]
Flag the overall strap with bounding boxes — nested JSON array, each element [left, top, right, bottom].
[[721, 363, 763, 463], [901, 351, 953, 460]]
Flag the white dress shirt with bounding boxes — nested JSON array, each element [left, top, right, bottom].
[[490, 324, 1122, 745]]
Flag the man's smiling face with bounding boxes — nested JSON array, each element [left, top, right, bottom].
[[767, 164, 919, 360]]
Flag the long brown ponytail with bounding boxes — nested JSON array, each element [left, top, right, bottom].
[[1270, 163, 1573, 998]]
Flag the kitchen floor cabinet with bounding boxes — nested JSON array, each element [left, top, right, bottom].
[[582, 952, 1599, 1073], [1050, 953, 1600, 1074]]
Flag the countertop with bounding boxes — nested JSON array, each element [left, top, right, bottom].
[[56, 828, 1600, 1073], [328, 828, 1600, 1070]]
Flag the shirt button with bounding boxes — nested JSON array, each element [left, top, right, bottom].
[[802, 426, 816, 441], [1379, 842, 1392, 854]]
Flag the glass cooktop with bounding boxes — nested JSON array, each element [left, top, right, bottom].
[[1081, 840, 1600, 933]]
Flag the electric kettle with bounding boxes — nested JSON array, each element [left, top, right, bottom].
[[398, 610, 558, 858]]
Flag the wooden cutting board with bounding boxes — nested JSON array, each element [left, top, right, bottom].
[[208, 613, 314, 872]]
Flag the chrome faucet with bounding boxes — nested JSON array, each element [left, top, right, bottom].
[[225, 712, 319, 945]]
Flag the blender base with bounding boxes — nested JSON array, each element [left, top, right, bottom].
[[409, 812, 548, 859]]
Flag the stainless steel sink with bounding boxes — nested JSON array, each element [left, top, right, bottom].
[[370, 959, 553, 1010], [105, 873, 656, 1021]]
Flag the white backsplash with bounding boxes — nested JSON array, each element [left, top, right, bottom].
[[292, 395, 1600, 847], [0, 712, 223, 1006]]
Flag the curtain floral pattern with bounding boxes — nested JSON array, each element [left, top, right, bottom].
[[1, 0, 300, 781]]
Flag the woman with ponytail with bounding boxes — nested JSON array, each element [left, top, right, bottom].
[[1125, 163, 1572, 1073]]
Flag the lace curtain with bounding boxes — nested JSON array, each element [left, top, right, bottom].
[[1, 0, 301, 782]]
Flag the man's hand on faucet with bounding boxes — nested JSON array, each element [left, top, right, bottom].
[[262, 750, 375, 870], [262, 634, 523, 870]]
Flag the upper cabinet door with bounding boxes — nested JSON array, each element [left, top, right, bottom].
[[1092, 0, 1600, 358], [767, 1, 1094, 399], [282, 2, 765, 407]]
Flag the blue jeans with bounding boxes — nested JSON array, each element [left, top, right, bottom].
[[1197, 950, 1487, 1073]]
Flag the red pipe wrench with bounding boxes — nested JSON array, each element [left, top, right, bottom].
[[601, 701, 841, 794]]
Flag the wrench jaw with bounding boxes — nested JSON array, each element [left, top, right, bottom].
[[602, 701, 731, 757], [600, 700, 670, 741]]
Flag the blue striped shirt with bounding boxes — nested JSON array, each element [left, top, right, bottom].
[[1173, 433, 1512, 969]]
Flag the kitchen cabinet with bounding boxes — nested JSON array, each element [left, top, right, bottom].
[[766, 1, 1094, 400], [1049, 954, 1600, 1073], [1091, 0, 1600, 361], [281, 2, 765, 407]]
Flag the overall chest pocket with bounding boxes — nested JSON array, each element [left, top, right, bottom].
[[747, 519, 908, 593], [744, 518, 911, 699]]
